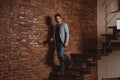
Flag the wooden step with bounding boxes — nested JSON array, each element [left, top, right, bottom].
[[49, 72, 94, 80], [71, 54, 96, 59], [107, 26, 116, 29], [48, 72, 77, 80], [72, 54, 98, 63], [87, 61, 97, 68], [72, 62, 87, 69], [101, 34, 116, 40], [111, 39, 120, 47], [102, 77, 120, 80], [97, 48, 108, 56], [107, 26, 120, 33], [111, 39, 120, 42], [83, 49, 97, 55], [67, 68, 91, 75], [111, 42, 120, 47], [83, 74, 93, 80], [48, 71, 83, 80]]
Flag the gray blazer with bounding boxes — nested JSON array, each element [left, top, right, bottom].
[[56, 23, 69, 43]]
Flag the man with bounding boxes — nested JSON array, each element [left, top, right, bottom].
[[54, 13, 72, 74]]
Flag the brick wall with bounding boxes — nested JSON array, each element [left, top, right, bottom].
[[119, 0, 120, 10], [0, 0, 97, 80]]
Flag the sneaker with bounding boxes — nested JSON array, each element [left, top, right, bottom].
[[67, 61, 73, 68]]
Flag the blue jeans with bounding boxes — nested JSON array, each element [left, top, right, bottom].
[[56, 43, 71, 71]]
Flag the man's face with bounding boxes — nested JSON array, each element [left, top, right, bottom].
[[55, 16, 62, 24]]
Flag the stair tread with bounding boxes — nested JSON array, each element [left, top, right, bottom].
[[49, 72, 81, 80], [101, 34, 113, 36], [107, 26, 117, 29], [111, 40, 120, 42], [71, 54, 96, 58]]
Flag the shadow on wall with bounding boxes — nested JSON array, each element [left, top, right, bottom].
[[44, 16, 59, 73], [81, 32, 97, 54], [0, 0, 15, 10]]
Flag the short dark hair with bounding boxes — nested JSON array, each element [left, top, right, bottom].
[[55, 13, 61, 19]]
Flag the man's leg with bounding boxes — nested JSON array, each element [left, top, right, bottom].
[[64, 54, 71, 62], [64, 54, 73, 68], [57, 44, 65, 72]]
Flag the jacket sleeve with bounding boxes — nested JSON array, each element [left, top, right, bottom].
[[64, 23, 69, 42]]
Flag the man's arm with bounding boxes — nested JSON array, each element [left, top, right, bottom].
[[64, 23, 69, 46]]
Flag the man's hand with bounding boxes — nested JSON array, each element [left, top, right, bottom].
[[64, 42, 69, 47], [50, 38, 53, 42]]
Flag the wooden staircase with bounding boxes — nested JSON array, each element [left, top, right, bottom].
[[98, 26, 120, 56], [48, 51, 98, 80], [47, 25, 120, 80]]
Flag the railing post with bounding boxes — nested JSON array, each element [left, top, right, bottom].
[[113, 27, 118, 39], [106, 35, 111, 52]]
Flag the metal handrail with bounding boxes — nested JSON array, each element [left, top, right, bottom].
[[102, 0, 119, 33]]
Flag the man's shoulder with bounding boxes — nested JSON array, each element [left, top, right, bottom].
[[62, 22, 67, 25], [62, 23, 68, 27]]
